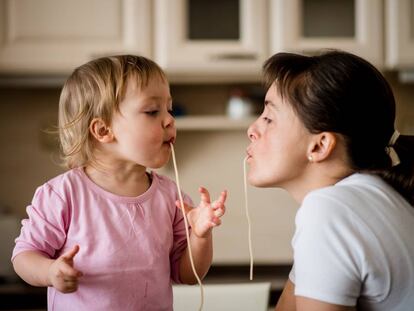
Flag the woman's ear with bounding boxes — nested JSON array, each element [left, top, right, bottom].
[[89, 118, 114, 143], [307, 132, 337, 163]]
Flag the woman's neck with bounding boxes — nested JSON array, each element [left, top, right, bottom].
[[286, 161, 354, 204]]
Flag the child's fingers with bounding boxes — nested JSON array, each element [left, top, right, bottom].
[[211, 200, 226, 211], [210, 217, 221, 227], [212, 190, 227, 210], [63, 275, 81, 282], [217, 190, 228, 204], [61, 245, 80, 261], [214, 207, 225, 218], [60, 262, 83, 278], [198, 187, 211, 204], [175, 200, 193, 215], [62, 280, 79, 293]]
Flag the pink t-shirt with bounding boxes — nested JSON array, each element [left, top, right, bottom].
[[12, 168, 192, 311]]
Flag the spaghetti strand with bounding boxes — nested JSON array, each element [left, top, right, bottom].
[[170, 143, 204, 311], [243, 156, 254, 280]]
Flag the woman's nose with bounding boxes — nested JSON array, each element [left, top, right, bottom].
[[247, 122, 258, 141]]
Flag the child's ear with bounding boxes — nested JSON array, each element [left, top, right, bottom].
[[307, 132, 336, 163], [89, 118, 114, 143]]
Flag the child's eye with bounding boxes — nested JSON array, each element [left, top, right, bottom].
[[168, 109, 174, 116], [263, 117, 272, 124], [145, 110, 159, 116]]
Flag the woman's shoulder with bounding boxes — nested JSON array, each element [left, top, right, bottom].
[[304, 173, 388, 206], [299, 173, 405, 225], [299, 175, 366, 219]]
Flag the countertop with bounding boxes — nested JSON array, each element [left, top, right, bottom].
[[0, 264, 290, 310]]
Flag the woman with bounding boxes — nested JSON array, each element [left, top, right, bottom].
[[246, 51, 414, 311]]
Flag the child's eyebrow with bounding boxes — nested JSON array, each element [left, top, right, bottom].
[[145, 95, 173, 102]]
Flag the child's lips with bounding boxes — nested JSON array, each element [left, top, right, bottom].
[[164, 137, 176, 145]]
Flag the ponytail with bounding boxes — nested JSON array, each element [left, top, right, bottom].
[[377, 135, 414, 205]]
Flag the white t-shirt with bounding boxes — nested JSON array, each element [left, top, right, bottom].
[[289, 173, 414, 310]]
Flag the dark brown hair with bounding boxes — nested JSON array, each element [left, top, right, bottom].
[[263, 50, 414, 205]]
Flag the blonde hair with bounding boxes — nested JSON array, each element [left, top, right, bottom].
[[58, 55, 167, 169]]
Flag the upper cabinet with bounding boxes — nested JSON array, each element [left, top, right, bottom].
[[270, 0, 383, 68], [154, 0, 268, 81], [386, 0, 414, 69], [0, 0, 151, 74], [2, 0, 414, 78]]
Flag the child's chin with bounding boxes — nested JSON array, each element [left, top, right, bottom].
[[148, 158, 169, 169]]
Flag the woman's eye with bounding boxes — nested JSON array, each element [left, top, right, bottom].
[[145, 110, 159, 116], [263, 117, 272, 124]]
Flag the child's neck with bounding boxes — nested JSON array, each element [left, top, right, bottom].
[[84, 163, 151, 197]]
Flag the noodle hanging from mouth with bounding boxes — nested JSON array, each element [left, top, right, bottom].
[[244, 156, 254, 280], [170, 143, 204, 311]]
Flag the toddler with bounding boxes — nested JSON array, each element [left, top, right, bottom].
[[12, 55, 226, 311]]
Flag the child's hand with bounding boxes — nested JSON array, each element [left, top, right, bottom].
[[47, 245, 83, 293], [176, 187, 227, 238]]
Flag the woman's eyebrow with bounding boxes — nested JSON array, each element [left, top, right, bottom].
[[264, 100, 277, 109]]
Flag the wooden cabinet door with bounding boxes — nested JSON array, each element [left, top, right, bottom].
[[0, 0, 151, 74], [270, 0, 383, 68], [386, 0, 414, 69], [154, 0, 268, 81]]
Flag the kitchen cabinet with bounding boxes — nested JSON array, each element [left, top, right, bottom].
[[0, 0, 404, 78], [154, 0, 268, 81], [270, 0, 383, 68], [0, 0, 151, 74], [386, 0, 414, 69]]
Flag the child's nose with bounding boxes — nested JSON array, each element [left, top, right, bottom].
[[163, 112, 175, 128]]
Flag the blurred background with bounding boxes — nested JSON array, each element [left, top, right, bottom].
[[1, 0, 414, 309]]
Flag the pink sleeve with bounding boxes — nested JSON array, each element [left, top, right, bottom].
[[12, 183, 69, 261], [170, 193, 193, 284]]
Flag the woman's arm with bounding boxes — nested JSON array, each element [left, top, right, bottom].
[[296, 296, 355, 311], [275, 280, 355, 311], [275, 279, 296, 311]]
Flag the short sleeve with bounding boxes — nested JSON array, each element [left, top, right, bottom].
[[12, 183, 69, 261], [170, 192, 193, 284], [292, 192, 364, 306]]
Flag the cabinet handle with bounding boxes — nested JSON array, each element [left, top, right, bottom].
[[210, 53, 257, 61]]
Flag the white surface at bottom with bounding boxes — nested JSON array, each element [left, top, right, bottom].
[[173, 282, 271, 311]]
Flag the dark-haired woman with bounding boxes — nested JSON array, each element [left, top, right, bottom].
[[246, 50, 414, 311]]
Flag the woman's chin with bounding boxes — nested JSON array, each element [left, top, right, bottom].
[[248, 175, 268, 188]]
